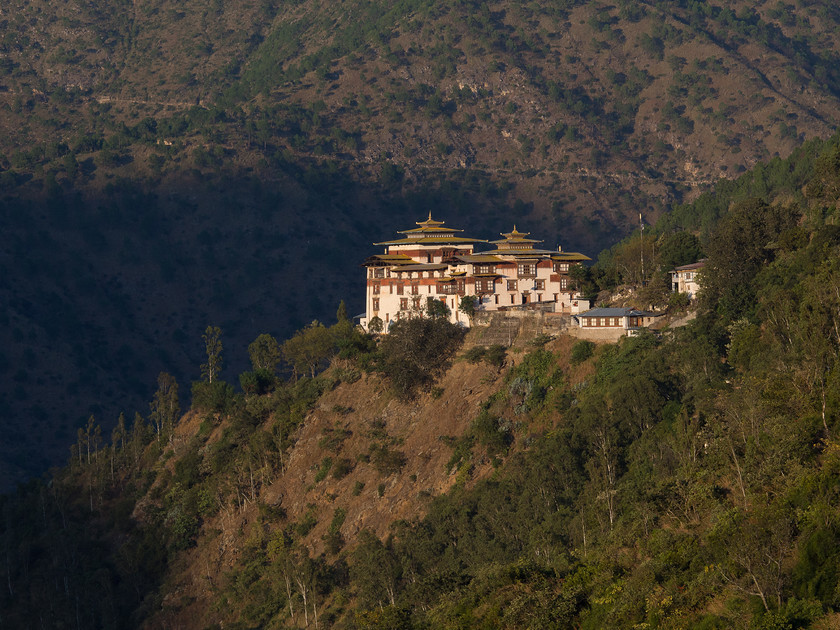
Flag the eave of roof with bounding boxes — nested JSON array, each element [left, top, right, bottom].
[[454, 254, 505, 263], [673, 260, 706, 271], [551, 252, 592, 261], [399, 226, 463, 234], [579, 308, 657, 317], [392, 264, 448, 271], [478, 248, 558, 256], [374, 237, 486, 245]]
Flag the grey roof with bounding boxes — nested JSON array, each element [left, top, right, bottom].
[[672, 260, 706, 272], [578, 308, 652, 317]]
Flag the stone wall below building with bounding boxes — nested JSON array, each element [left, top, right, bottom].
[[469, 311, 574, 347], [566, 326, 628, 342]]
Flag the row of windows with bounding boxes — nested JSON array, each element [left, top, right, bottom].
[[581, 317, 623, 327], [370, 261, 574, 280], [372, 277, 569, 294], [371, 297, 425, 311], [580, 317, 640, 327]]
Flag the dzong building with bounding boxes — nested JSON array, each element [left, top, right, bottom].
[[361, 215, 591, 330]]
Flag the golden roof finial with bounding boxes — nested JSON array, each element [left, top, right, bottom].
[[428, 211, 433, 221]]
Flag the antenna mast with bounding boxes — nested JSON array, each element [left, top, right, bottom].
[[640, 212, 645, 286]]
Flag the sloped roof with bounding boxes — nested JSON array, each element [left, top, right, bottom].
[[489, 225, 542, 244], [362, 253, 415, 266], [392, 264, 448, 272], [453, 254, 505, 263], [375, 236, 485, 245], [578, 308, 654, 317], [551, 252, 592, 262], [375, 213, 486, 246], [672, 260, 706, 272]]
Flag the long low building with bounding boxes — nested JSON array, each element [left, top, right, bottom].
[[361, 215, 591, 330], [573, 307, 662, 340]]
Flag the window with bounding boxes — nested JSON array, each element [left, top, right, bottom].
[[554, 262, 569, 273], [476, 279, 494, 293], [561, 278, 568, 289], [372, 298, 380, 311], [397, 284, 404, 295], [413, 297, 421, 309], [372, 282, 380, 294], [400, 298, 408, 310], [374, 268, 385, 278], [599, 318, 605, 326], [476, 264, 492, 274], [535, 279, 545, 291], [507, 280, 518, 291], [518, 263, 535, 277], [411, 283, 419, 295]]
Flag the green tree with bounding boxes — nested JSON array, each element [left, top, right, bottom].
[[149, 372, 180, 443], [331, 299, 355, 346], [282, 321, 334, 379], [201, 325, 223, 383], [426, 297, 450, 319], [658, 231, 703, 270], [459, 295, 477, 322], [248, 333, 281, 372], [368, 316, 384, 334], [701, 198, 797, 322], [351, 529, 402, 607], [378, 317, 465, 399]]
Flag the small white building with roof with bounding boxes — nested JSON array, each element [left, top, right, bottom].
[[670, 260, 705, 299], [574, 307, 662, 341]]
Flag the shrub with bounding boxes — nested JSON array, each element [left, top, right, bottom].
[[314, 457, 333, 482], [570, 340, 595, 365], [379, 317, 466, 399], [295, 509, 318, 536], [331, 458, 354, 479], [191, 380, 236, 413], [370, 444, 407, 476], [464, 346, 487, 363], [669, 291, 691, 309], [484, 345, 507, 368], [239, 368, 276, 395]]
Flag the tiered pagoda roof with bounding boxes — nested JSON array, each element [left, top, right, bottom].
[[374, 213, 486, 246]]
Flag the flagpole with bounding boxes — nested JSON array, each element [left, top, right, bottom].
[[640, 212, 645, 286]]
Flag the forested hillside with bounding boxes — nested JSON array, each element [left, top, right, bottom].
[[4, 134, 840, 628], [6, 0, 840, 487]]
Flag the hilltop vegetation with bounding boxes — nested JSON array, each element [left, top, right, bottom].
[[4, 136, 840, 628], [5, 0, 840, 227]]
